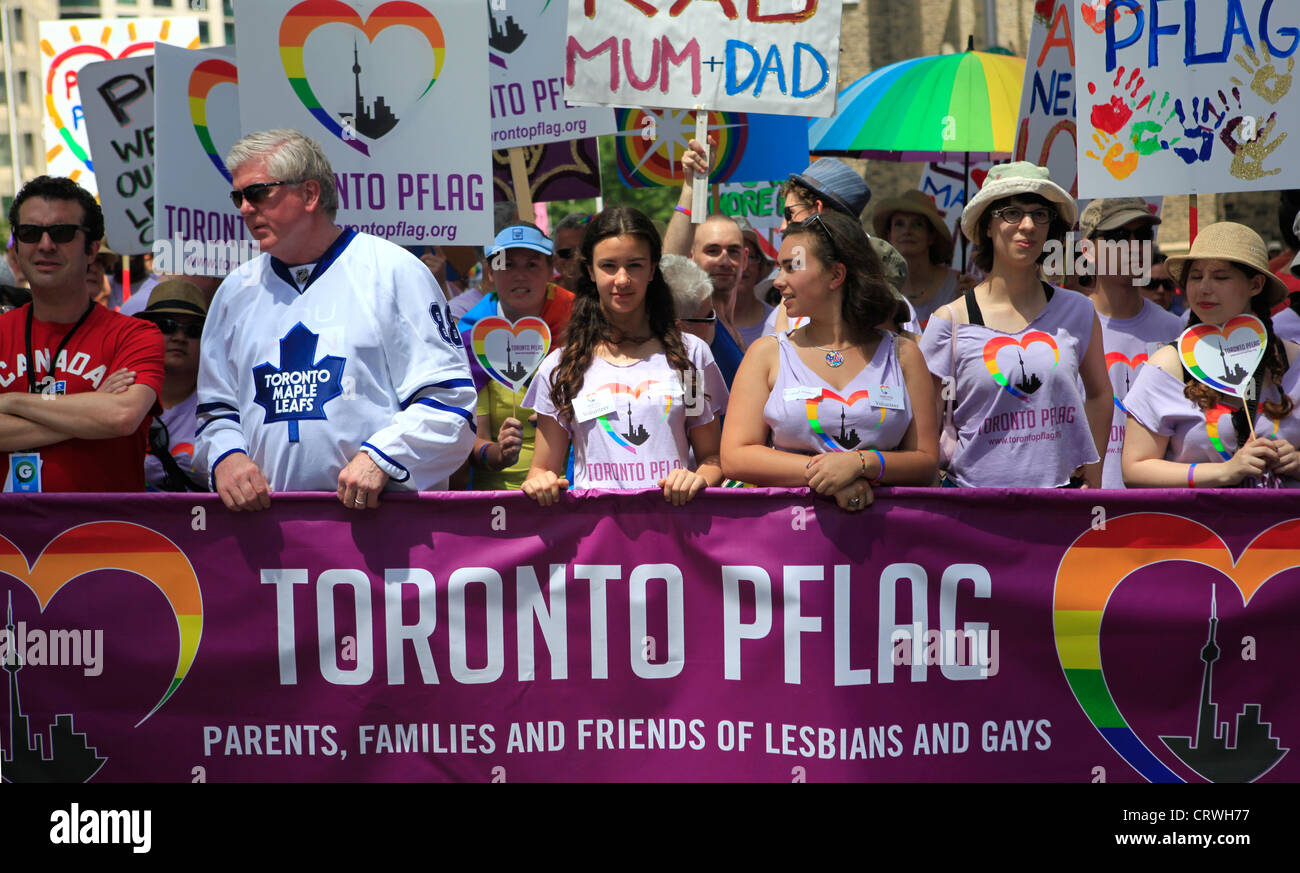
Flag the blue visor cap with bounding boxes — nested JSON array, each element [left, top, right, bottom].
[[484, 225, 555, 259]]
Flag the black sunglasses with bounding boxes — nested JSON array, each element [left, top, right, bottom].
[[679, 309, 716, 324], [148, 317, 204, 339], [15, 223, 92, 244], [229, 179, 303, 208], [800, 213, 842, 263], [783, 202, 812, 223]]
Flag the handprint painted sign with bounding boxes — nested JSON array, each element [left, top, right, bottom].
[[1075, 0, 1297, 198]]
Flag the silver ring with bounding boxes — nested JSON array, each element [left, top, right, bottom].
[[849, 497, 861, 506], [354, 493, 367, 505]]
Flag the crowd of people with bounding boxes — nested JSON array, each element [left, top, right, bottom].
[[2, 127, 1298, 508]]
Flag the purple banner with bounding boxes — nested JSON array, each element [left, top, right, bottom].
[[1, 490, 1297, 783], [491, 137, 600, 204]]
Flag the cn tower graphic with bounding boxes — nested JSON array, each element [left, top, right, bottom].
[[1159, 587, 1288, 782], [339, 38, 398, 139], [2, 592, 105, 782]]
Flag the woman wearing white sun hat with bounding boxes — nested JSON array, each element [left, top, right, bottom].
[[1122, 222, 1300, 488], [918, 161, 1111, 488]]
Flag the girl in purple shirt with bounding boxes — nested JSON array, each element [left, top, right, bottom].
[[721, 211, 939, 511], [1123, 222, 1300, 488], [522, 207, 725, 506]]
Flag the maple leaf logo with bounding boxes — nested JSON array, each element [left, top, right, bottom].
[[252, 323, 347, 442]]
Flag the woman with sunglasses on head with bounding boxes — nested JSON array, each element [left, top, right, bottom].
[[522, 207, 727, 506], [1122, 223, 1300, 488], [721, 211, 938, 510], [919, 163, 1111, 488]]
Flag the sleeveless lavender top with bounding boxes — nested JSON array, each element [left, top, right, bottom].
[[764, 330, 913, 455], [919, 286, 1100, 487]]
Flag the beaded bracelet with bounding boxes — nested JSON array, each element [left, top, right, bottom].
[[479, 443, 493, 469], [1187, 463, 1198, 489]]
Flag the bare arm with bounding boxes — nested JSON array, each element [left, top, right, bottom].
[[720, 337, 811, 486], [1078, 315, 1112, 488], [662, 137, 712, 258], [521, 413, 571, 506]]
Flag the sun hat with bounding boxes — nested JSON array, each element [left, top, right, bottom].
[[871, 189, 954, 255], [960, 161, 1077, 242], [1165, 222, 1289, 308], [869, 237, 910, 298], [484, 224, 553, 259], [1079, 197, 1161, 238], [789, 158, 871, 219], [136, 278, 209, 319]]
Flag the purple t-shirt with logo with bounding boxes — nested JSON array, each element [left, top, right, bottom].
[[1097, 299, 1184, 488], [525, 332, 728, 489], [764, 330, 912, 455], [919, 286, 1100, 487], [1124, 358, 1300, 489]]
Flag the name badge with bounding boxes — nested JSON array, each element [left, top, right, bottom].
[[573, 389, 616, 423], [783, 386, 821, 402], [8, 453, 41, 493], [873, 384, 905, 410]]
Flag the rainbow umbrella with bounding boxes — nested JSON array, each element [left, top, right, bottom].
[[808, 46, 1024, 161]]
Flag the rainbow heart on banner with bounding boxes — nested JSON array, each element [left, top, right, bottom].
[[278, 0, 446, 156], [983, 332, 1058, 401], [1054, 513, 1298, 782], [0, 522, 203, 727], [470, 316, 550, 393], [188, 57, 239, 183], [1179, 315, 1267, 398]]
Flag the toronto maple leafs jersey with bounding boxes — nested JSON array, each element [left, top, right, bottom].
[[194, 230, 477, 492]]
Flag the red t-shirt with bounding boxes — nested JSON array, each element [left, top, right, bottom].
[[0, 303, 164, 492]]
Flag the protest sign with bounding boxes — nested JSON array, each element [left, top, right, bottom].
[[153, 44, 252, 277], [489, 0, 615, 149], [3, 490, 1297, 783], [716, 179, 782, 256], [78, 57, 157, 254], [613, 108, 808, 188], [1075, 0, 1300, 198], [39, 17, 199, 196], [235, 0, 493, 245], [916, 159, 996, 270], [490, 137, 601, 204], [1016, 0, 1082, 195], [565, 0, 844, 117]]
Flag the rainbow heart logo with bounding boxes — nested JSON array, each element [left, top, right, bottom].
[[188, 57, 239, 183], [1105, 351, 1146, 412], [596, 381, 674, 454], [984, 332, 1058, 401], [1180, 315, 1267, 398], [470, 316, 550, 393], [279, 0, 446, 156], [0, 522, 202, 728], [1055, 513, 1296, 782], [804, 389, 883, 452]]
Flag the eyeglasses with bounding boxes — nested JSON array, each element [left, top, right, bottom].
[[1096, 226, 1155, 243], [783, 202, 813, 223], [148, 317, 204, 339], [229, 180, 303, 208], [1147, 279, 1175, 292], [15, 223, 91, 244], [801, 213, 842, 263], [555, 248, 577, 259], [679, 309, 716, 324], [991, 206, 1057, 226]]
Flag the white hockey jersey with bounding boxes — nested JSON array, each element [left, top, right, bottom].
[[194, 230, 477, 492]]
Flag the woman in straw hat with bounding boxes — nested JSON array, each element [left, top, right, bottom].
[[918, 162, 1111, 488], [1122, 222, 1300, 488], [721, 210, 938, 510], [873, 189, 968, 329]]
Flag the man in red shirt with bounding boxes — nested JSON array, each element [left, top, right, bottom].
[[0, 176, 163, 492]]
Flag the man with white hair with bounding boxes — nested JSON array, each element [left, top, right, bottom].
[[194, 129, 476, 511]]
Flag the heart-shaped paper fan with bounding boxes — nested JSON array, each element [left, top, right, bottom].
[[470, 316, 551, 393], [1179, 315, 1267, 398]]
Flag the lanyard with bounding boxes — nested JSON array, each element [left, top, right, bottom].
[[25, 301, 95, 394]]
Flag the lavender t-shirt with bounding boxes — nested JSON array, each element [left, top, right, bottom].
[[1124, 359, 1300, 489], [919, 286, 1100, 487], [911, 269, 960, 331], [525, 332, 729, 489], [1097, 299, 1184, 488], [764, 330, 912, 455], [1273, 307, 1300, 343]]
